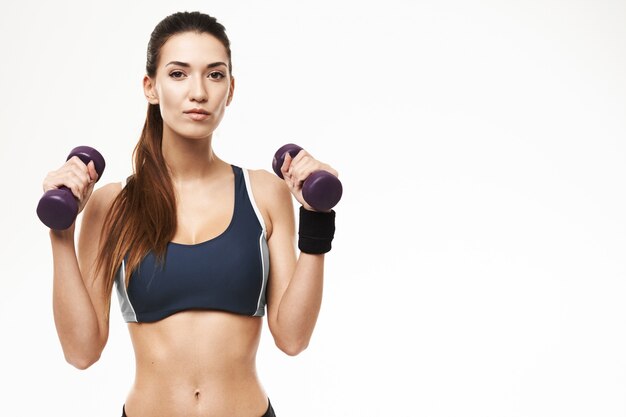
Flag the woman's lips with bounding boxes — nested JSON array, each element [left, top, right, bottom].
[[185, 112, 210, 121]]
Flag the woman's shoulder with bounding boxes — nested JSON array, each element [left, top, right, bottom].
[[88, 177, 129, 212], [245, 168, 292, 231], [245, 168, 289, 200], [101, 175, 130, 195]]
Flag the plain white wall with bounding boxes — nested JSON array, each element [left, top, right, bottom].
[[1, 0, 625, 416]]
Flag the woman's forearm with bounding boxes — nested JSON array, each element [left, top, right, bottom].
[[49, 226, 101, 369], [274, 253, 325, 354]]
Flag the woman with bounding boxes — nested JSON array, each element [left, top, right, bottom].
[[44, 11, 338, 417]]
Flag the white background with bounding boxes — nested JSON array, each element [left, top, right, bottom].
[[1, 0, 625, 416]]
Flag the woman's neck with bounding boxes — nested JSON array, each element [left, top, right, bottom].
[[161, 130, 225, 183]]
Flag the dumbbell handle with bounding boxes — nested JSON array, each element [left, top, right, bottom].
[[272, 143, 342, 211], [37, 146, 106, 230]]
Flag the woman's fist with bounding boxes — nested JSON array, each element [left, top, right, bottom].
[[42, 156, 99, 216], [280, 149, 338, 212]]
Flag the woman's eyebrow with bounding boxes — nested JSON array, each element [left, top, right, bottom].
[[165, 61, 227, 69]]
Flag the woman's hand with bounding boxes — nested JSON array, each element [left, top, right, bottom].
[[279, 149, 338, 212], [42, 156, 100, 217]]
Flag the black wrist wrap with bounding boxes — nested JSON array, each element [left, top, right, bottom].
[[298, 206, 336, 254]]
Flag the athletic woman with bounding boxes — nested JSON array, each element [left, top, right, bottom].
[[43, 11, 338, 417]]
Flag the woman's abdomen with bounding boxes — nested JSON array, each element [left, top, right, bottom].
[[123, 310, 268, 417]]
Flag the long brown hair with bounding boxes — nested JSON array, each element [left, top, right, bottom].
[[92, 11, 233, 321]]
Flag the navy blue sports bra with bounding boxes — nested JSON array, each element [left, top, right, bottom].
[[113, 165, 270, 323]]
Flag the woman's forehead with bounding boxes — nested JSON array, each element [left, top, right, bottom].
[[159, 32, 228, 67]]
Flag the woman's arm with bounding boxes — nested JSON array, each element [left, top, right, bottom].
[[250, 151, 337, 356], [49, 183, 118, 369], [268, 180, 325, 356]]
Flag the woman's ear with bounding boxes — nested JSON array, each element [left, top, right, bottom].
[[143, 75, 159, 105], [226, 76, 235, 106]]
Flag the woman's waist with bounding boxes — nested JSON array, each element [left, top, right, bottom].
[[133, 355, 259, 386], [132, 371, 263, 392], [126, 374, 268, 417]]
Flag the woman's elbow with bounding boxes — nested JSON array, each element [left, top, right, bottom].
[[65, 352, 101, 370], [275, 338, 309, 356], [63, 334, 107, 370]]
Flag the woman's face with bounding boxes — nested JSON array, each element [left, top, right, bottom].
[[143, 31, 234, 140]]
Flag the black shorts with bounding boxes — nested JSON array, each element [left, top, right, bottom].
[[122, 398, 276, 417]]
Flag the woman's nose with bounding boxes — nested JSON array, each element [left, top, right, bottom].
[[189, 77, 208, 101]]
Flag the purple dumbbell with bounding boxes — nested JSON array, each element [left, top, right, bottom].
[[272, 143, 342, 211], [37, 146, 106, 230]]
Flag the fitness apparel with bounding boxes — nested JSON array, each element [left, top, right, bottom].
[[114, 165, 269, 323], [121, 398, 276, 417]]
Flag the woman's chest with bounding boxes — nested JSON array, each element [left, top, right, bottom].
[[127, 224, 268, 319]]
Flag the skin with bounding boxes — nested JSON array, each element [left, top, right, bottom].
[[45, 31, 338, 417]]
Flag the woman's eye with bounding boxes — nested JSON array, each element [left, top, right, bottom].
[[168, 71, 224, 80]]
